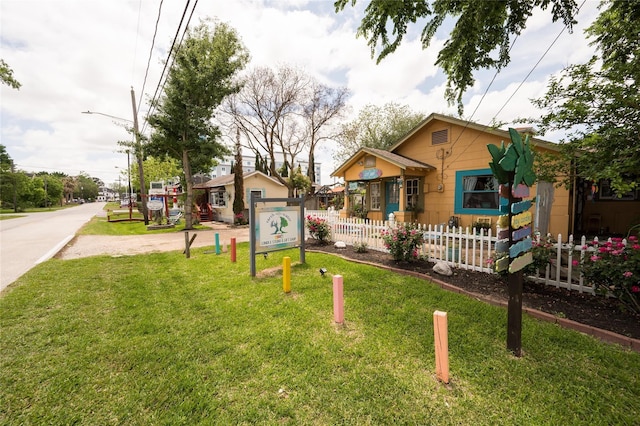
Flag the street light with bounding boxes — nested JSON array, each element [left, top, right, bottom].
[[82, 101, 149, 225]]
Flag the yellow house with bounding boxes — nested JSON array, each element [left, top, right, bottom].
[[195, 171, 288, 224], [331, 113, 573, 236]]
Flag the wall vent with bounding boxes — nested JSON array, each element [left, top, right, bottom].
[[432, 129, 449, 145]]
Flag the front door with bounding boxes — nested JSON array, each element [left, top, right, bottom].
[[385, 180, 399, 219]]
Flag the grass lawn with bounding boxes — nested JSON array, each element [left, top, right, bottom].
[[1, 244, 638, 425], [79, 214, 209, 236]]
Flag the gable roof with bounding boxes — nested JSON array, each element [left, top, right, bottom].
[[331, 146, 436, 177], [388, 112, 560, 153], [194, 170, 284, 189]]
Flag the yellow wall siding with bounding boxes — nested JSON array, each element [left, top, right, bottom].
[[336, 116, 572, 235]]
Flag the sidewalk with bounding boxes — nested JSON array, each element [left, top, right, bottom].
[[57, 222, 250, 260]]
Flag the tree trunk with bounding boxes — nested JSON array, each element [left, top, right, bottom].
[[183, 148, 194, 230]]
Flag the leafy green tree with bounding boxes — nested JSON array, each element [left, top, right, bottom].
[[336, 102, 424, 162], [148, 21, 249, 229], [289, 166, 311, 197], [129, 155, 182, 193], [36, 173, 64, 207], [74, 174, 99, 201], [529, 0, 639, 196], [0, 59, 21, 90], [335, 0, 579, 113], [0, 145, 18, 210]]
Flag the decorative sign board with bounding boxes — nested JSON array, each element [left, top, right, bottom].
[[512, 226, 531, 242], [359, 168, 383, 180], [147, 197, 164, 211], [512, 184, 530, 198], [495, 240, 509, 254], [511, 211, 532, 229], [509, 238, 532, 258], [511, 200, 532, 214], [495, 256, 509, 272], [508, 251, 533, 273], [255, 206, 301, 253]]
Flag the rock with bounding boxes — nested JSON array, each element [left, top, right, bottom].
[[334, 241, 347, 249], [433, 261, 453, 276]]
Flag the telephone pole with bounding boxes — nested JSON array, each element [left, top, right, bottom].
[[130, 87, 149, 225]]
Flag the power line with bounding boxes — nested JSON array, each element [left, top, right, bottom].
[[443, 0, 587, 172], [137, 0, 165, 114], [140, 0, 197, 134]]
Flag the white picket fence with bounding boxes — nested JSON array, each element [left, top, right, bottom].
[[305, 210, 602, 295]]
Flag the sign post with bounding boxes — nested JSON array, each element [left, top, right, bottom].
[[488, 128, 537, 357]]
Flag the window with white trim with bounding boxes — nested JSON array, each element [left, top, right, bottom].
[[370, 182, 381, 210], [405, 178, 419, 209], [454, 169, 500, 215], [211, 190, 226, 207]]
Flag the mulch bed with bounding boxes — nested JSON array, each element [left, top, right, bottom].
[[306, 240, 640, 342]]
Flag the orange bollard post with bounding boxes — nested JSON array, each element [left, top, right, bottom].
[[230, 237, 236, 262], [333, 275, 344, 324], [433, 310, 449, 384]]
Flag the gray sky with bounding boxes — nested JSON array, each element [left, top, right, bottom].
[[1, 0, 600, 186]]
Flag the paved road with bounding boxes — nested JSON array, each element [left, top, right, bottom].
[[0, 202, 106, 293]]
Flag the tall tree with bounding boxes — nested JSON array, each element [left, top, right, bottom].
[[529, 0, 640, 196], [336, 102, 425, 162], [232, 128, 245, 222], [223, 64, 347, 197], [0, 59, 21, 90], [334, 0, 579, 113], [301, 80, 349, 187], [148, 21, 249, 229]]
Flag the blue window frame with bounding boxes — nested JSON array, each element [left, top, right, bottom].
[[454, 169, 500, 215]]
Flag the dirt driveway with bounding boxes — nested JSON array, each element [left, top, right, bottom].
[[57, 223, 250, 260]]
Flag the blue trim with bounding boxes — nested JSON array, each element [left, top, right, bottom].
[[454, 168, 500, 216]]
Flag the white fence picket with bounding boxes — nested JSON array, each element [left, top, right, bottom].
[[304, 210, 604, 295]]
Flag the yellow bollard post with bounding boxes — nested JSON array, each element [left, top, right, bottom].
[[283, 256, 291, 293]]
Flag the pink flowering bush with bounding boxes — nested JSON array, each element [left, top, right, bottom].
[[381, 224, 424, 262], [306, 215, 331, 244], [581, 236, 640, 314]]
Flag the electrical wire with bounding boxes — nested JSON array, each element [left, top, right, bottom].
[[140, 0, 198, 135], [442, 0, 587, 172], [137, 0, 165, 115]]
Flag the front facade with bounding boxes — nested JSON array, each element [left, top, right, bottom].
[[332, 113, 572, 237], [195, 171, 288, 224]]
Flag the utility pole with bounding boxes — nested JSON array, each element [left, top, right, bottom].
[[130, 87, 149, 225]]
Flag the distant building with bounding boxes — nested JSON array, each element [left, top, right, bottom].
[[211, 153, 321, 185]]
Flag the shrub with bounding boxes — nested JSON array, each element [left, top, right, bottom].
[[306, 215, 331, 243], [353, 242, 368, 253], [234, 212, 248, 225], [381, 223, 424, 262], [581, 236, 640, 314]]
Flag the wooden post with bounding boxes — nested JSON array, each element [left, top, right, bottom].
[[283, 256, 291, 293], [433, 310, 449, 384], [333, 275, 344, 324], [230, 237, 236, 262], [184, 231, 190, 259]]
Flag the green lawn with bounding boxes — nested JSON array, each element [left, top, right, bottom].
[[1, 245, 638, 425], [79, 214, 209, 235]]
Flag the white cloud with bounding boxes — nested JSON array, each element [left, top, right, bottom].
[[1, 0, 599, 186]]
